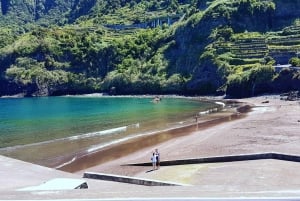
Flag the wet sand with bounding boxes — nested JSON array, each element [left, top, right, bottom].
[[59, 113, 243, 172]]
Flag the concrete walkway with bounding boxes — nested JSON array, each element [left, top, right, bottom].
[[2, 154, 300, 200]]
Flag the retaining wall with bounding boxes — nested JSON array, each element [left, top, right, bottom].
[[83, 172, 185, 186], [127, 152, 300, 167]]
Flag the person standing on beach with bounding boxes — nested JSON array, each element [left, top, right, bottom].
[[155, 149, 160, 169], [151, 152, 157, 170]]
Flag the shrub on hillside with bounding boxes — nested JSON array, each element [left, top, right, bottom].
[[289, 57, 300, 67]]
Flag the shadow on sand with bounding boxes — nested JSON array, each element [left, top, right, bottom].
[[146, 169, 155, 173]]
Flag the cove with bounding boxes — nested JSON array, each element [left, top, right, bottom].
[[0, 95, 218, 168]]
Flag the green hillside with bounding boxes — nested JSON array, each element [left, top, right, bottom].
[[0, 0, 300, 97]]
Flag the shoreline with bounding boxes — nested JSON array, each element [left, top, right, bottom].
[[2, 95, 300, 199], [0, 95, 219, 167], [58, 100, 247, 173], [69, 94, 300, 178]]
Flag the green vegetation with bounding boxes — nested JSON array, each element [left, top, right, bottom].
[[289, 57, 300, 66], [1, 0, 300, 97], [226, 64, 275, 98]]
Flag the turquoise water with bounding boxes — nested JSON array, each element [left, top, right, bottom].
[[0, 96, 217, 167]]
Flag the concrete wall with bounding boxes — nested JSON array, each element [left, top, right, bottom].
[[127, 152, 300, 167], [83, 172, 184, 186]]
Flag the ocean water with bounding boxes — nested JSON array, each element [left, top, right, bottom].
[[0, 96, 217, 168]]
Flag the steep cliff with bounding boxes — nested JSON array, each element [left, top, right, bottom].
[[0, 0, 300, 97]]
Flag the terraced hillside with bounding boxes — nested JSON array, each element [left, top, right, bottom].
[[267, 25, 300, 64], [231, 38, 268, 59], [1, 0, 300, 98], [214, 24, 300, 68]]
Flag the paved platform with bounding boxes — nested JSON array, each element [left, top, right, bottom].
[[1, 155, 300, 200]]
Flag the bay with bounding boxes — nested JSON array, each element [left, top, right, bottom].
[[0, 95, 217, 168]]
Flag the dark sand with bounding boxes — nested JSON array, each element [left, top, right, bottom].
[[71, 95, 300, 179]]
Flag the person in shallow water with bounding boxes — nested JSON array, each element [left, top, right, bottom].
[[152, 96, 161, 103]]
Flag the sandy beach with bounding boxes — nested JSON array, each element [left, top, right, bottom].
[[57, 97, 243, 173], [67, 95, 300, 179], [2, 94, 300, 199]]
